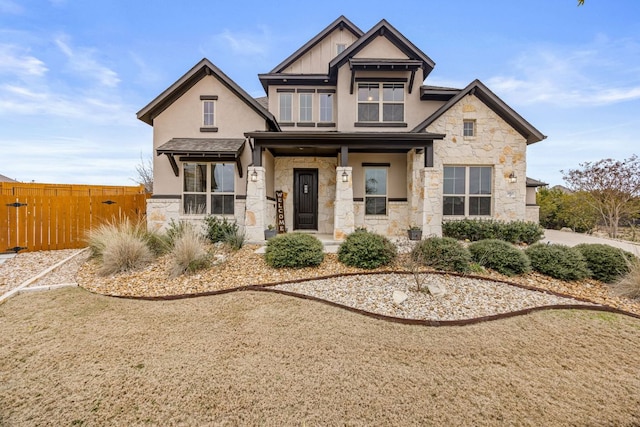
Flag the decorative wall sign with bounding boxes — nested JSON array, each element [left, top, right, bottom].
[[275, 190, 286, 233]]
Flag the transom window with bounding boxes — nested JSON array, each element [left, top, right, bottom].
[[279, 93, 293, 122], [183, 163, 235, 215], [319, 93, 333, 122], [463, 120, 475, 137], [443, 166, 492, 216], [365, 168, 388, 215], [357, 83, 404, 122], [299, 93, 313, 122], [203, 100, 215, 127]]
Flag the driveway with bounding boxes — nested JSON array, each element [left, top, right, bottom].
[[541, 229, 640, 255]]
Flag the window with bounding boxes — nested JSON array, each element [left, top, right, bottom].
[[279, 93, 292, 122], [319, 93, 333, 122], [336, 43, 346, 55], [203, 100, 215, 127], [357, 83, 404, 122], [299, 93, 313, 122], [365, 168, 387, 215], [463, 120, 475, 137], [443, 166, 492, 216], [183, 162, 235, 215]]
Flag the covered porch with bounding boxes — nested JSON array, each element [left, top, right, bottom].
[[243, 131, 444, 242]]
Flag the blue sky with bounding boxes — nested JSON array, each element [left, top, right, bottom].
[[1, 0, 639, 186]]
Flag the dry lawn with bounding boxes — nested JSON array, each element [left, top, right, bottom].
[[1, 287, 639, 426]]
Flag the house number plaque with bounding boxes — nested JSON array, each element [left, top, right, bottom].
[[275, 190, 286, 233]]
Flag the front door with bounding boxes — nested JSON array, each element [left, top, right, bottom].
[[294, 169, 318, 230]]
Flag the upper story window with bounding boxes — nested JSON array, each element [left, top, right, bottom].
[[336, 43, 347, 55], [357, 83, 404, 123], [279, 92, 293, 122], [463, 120, 475, 137], [443, 166, 492, 216], [319, 93, 333, 122], [299, 93, 313, 122], [200, 95, 218, 132]]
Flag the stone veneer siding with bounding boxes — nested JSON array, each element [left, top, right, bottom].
[[354, 201, 409, 237], [147, 197, 245, 234]]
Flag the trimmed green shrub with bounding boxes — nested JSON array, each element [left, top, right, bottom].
[[337, 230, 397, 269], [525, 243, 590, 281], [574, 243, 635, 283], [203, 216, 238, 244], [411, 237, 471, 273], [468, 239, 530, 276], [442, 219, 544, 244], [264, 233, 324, 268]]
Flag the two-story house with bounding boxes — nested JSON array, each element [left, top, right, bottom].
[[137, 16, 545, 242]]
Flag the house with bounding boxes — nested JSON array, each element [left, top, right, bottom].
[[137, 16, 545, 242], [0, 174, 17, 183]]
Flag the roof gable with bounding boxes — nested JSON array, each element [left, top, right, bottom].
[[411, 79, 546, 144], [137, 58, 278, 130], [269, 15, 363, 74], [329, 19, 435, 80]]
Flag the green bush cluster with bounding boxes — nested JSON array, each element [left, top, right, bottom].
[[574, 244, 634, 283], [264, 233, 324, 268], [442, 219, 544, 245], [468, 239, 530, 277], [525, 243, 590, 281], [411, 237, 471, 273], [203, 216, 238, 243], [337, 230, 397, 269]]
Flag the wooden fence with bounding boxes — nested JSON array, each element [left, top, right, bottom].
[[0, 183, 149, 253]]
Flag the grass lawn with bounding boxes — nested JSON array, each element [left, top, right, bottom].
[[1, 287, 639, 426]]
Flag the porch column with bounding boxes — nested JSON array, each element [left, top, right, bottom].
[[333, 166, 354, 241], [422, 168, 443, 237], [244, 166, 267, 242], [407, 149, 424, 231]]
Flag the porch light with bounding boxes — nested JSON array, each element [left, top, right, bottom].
[[251, 170, 258, 182], [342, 171, 349, 182], [508, 172, 517, 183]]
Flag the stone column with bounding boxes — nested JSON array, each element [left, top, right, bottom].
[[244, 166, 266, 242], [407, 149, 425, 230], [333, 166, 354, 241], [422, 168, 443, 237]]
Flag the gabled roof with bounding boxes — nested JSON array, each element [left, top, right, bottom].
[[411, 79, 546, 145], [0, 173, 16, 182], [268, 15, 364, 74], [526, 177, 548, 187], [328, 19, 435, 80], [137, 58, 279, 130]]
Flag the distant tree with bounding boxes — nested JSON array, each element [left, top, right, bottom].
[[132, 153, 153, 193], [562, 155, 640, 238], [537, 187, 598, 233]]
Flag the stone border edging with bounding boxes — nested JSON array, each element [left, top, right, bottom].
[[84, 270, 640, 325]]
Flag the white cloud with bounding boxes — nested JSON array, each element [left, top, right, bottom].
[[0, 44, 48, 77], [54, 34, 121, 87], [486, 36, 640, 107], [212, 26, 272, 57]]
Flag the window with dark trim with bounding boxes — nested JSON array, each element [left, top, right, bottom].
[[183, 162, 235, 215], [364, 167, 388, 215], [443, 166, 492, 216], [319, 93, 333, 122], [463, 120, 475, 137], [299, 93, 313, 122], [279, 93, 292, 122], [357, 83, 404, 122], [203, 100, 215, 127]]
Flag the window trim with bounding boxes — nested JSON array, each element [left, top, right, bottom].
[[279, 92, 293, 122], [202, 100, 216, 129], [357, 82, 405, 123], [443, 165, 492, 217], [463, 120, 476, 138], [364, 166, 388, 216], [298, 92, 313, 122], [182, 162, 235, 216], [319, 92, 333, 123]]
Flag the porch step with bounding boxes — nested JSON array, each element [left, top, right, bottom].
[[253, 233, 341, 254]]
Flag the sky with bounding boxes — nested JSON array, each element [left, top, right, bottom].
[[1, 0, 639, 187]]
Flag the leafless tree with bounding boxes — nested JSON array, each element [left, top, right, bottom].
[[132, 153, 153, 193], [562, 155, 640, 238]]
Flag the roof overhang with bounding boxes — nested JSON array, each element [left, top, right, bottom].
[[257, 74, 332, 92], [156, 138, 246, 177]]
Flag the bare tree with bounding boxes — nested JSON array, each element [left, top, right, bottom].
[[562, 155, 640, 238], [132, 153, 153, 193]]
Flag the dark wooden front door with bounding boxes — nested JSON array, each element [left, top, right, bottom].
[[294, 169, 318, 230]]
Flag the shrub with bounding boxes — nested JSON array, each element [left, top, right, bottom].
[[574, 244, 635, 283], [264, 233, 324, 268], [99, 231, 154, 276], [442, 219, 543, 244], [223, 227, 246, 250], [612, 259, 640, 299], [203, 216, 238, 244], [169, 224, 210, 277], [337, 230, 397, 269], [411, 237, 471, 273], [468, 239, 530, 276], [525, 243, 590, 281]]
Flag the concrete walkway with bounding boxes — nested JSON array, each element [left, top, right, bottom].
[[541, 229, 640, 256]]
